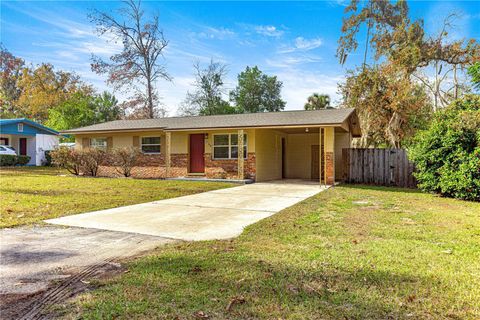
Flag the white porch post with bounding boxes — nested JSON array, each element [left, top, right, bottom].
[[165, 131, 171, 178], [237, 129, 244, 179], [320, 128, 324, 185]]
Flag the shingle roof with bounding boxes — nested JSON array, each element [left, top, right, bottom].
[[63, 108, 356, 133]]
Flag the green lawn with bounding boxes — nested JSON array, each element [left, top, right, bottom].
[[70, 185, 480, 319], [0, 167, 232, 228]]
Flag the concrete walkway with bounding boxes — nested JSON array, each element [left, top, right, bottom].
[[47, 180, 326, 241]]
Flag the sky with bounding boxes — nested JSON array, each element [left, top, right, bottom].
[[1, 0, 479, 115]]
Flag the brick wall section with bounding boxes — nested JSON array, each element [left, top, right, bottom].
[[204, 152, 256, 180], [97, 153, 187, 179], [96, 152, 256, 180], [325, 151, 335, 185]]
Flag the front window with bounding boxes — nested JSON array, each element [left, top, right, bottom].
[[141, 136, 161, 153], [213, 134, 247, 159], [18, 123, 23, 132], [90, 138, 107, 150]]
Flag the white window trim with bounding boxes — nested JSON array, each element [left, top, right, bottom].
[[90, 137, 107, 150], [141, 136, 161, 154], [212, 133, 247, 160], [18, 123, 24, 132]]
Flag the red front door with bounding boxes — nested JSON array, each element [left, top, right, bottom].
[[19, 138, 27, 156], [189, 134, 205, 173]]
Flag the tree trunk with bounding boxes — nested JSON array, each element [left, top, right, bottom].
[[434, 61, 439, 112], [453, 64, 458, 99], [146, 77, 154, 118]]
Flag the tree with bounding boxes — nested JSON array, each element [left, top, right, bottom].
[[338, 1, 479, 110], [468, 62, 480, 91], [17, 63, 91, 122], [0, 45, 24, 118], [179, 60, 235, 116], [94, 91, 123, 122], [409, 95, 480, 201], [304, 93, 331, 110], [339, 64, 431, 148], [45, 91, 123, 133], [90, 0, 171, 119], [230, 66, 285, 113]]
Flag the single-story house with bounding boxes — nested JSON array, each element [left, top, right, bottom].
[[63, 108, 361, 185], [0, 118, 60, 166]]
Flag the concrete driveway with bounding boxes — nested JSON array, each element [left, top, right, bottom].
[[46, 180, 326, 241]]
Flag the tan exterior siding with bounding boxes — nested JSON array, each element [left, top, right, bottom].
[[75, 131, 165, 151], [285, 133, 319, 179], [128, 129, 257, 154], [255, 129, 285, 182]]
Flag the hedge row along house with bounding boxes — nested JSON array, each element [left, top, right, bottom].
[[64, 108, 361, 185], [0, 118, 60, 166]]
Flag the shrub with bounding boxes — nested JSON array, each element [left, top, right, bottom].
[[409, 95, 480, 201], [82, 148, 107, 177], [0, 155, 18, 166], [17, 155, 31, 165], [50, 146, 83, 175], [112, 147, 141, 177], [43, 150, 53, 166]]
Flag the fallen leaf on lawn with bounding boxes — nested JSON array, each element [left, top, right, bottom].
[[80, 280, 90, 284], [442, 249, 453, 254], [303, 284, 320, 294], [406, 294, 416, 303], [190, 266, 202, 273], [193, 311, 209, 319], [287, 284, 299, 294], [226, 295, 246, 312], [401, 218, 415, 225], [236, 278, 245, 284]]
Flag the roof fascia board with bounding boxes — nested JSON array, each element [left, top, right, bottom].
[[165, 124, 342, 132], [62, 128, 166, 135]]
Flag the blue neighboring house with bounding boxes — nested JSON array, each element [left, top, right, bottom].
[[0, 118, 60, 166]]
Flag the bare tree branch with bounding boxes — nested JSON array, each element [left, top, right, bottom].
[[89, 0, 171, 118]]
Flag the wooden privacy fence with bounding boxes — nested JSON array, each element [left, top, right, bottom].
[[342, 148, 417, 188]]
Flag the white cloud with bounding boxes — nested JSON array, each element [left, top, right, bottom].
[[266, 54, 321, 68], [255, 25, 284, 37], [275, 70, 344, 109], [193, 26, 236, 40], [279, 37, 323, 53], [294, 37, 323, 50]]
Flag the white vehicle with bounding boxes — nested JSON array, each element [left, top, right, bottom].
[[0, 145, 17, 156]]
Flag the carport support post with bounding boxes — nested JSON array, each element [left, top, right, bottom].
[[324, 127, 335, 185], [165, 131, 171, 178], [238, 129, 244, 179], [319, 128, 324, 186]]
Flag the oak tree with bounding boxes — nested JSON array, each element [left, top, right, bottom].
[[90, 0, 171, 118], [230, 66, 285, 113]]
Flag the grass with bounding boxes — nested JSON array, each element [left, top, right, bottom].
[[0, 166, 232, 228], [69, 185, 480, 320]]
